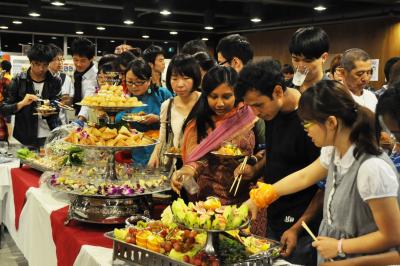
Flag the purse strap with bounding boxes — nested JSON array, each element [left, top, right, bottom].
[[165, 98, 174, 144]]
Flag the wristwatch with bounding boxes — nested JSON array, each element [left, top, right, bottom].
[[337, 238, 347, 258]]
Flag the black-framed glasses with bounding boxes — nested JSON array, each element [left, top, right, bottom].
[[126, 80, 147, 86], [218, 59, 230, 66]]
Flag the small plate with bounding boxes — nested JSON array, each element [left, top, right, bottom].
[[163, 152, 182, 158], [122, 114, 146, 122], [210, 151, 246, 160]]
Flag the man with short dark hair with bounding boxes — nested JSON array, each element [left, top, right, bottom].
[[216, 34, 253, 73], [289, 26, 329, 93], [181, 39, 208, 55], [236, 59, 321, 266], [340, 48, 377, 112], [143, 45, 165, 87], [71, 37, 97, 124], [0, 44, 61, 147], [48, 43, 74, 124], [281, 64, 294, 87]]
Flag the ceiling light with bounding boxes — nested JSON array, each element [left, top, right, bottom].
[[164, 41, 168, 44], [28, 0, 41, 17], [169, 31, 178, 35], [0, 26, 8, 30], [98, 50, 102, 53], [96, 26, 106, 30], [142, 35, 150, 39], [204, 10, 214, 32], [28, 42, 32, 45], [51, 36, 57, 39], [314, 5, 327, 11], [110, 40, 115, 43], [51, 0, 65, 6], [201, 37, 209, 41], [38, 40, 43, 43], [76, 31, 84, 35], [251, 17, 262, 23], [29, 12, 41, 17], [4, 45, 8, 48], [160, 9, 171, 16], [12, 20, 22, 24], [123, 19, 134, 25], [123, 0, 135, 25]]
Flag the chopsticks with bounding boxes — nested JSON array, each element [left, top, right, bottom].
[[230, 155, 249, 196], [301, 221, 335, 262]]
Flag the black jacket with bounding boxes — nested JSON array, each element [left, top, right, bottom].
[[0, 69, 62, 146]]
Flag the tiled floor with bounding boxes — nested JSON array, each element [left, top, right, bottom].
[[0, 227, 28, 266]]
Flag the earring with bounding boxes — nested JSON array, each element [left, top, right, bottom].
[[147, 88, 152, 94]]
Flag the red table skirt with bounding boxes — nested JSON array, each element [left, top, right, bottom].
[[50, 207, 113, 266], [11, 167, 41, 230]]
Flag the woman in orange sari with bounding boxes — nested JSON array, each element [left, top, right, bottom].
[[171, 66, 258, 205]]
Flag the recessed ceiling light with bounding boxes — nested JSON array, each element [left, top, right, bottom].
[[12, 20, 22, 25], [4, 45, 8, 48], [28, 42, 32, 45], [51, 36, 57, 39], [164, 41, 168, 44], [51, 0, 65, 6], [98, 50, 102, 53], [314, 5, 327, 11], [169, 31, 178, 35], [96, 26, 106, 30], [142, 35, 150, 39], [160, 9, 171, 16], [201, 37, 209, 41], [18, 43, 23, 46], [29, 12, 41, 17], [251, 17, 262, 23], [204, 26, 214, 30], [110, 40, 115, 43], [123, 19, 134, 25], [0, 26, 8, 30], [38, 40, 43, 43], [76, 31, 84, 35]]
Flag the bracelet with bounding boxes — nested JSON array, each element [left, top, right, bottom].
[[184, 164, 198, 178], [337, 238, 346, 258]]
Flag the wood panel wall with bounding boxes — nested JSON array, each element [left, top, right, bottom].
[[245, 18, 400, 89]]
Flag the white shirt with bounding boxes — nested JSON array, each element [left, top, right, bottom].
[[320, 145, 398, 201], [351, 89, 378, 112], [53, 72, 74, 124], [77, 64, 98, 120], [33, 81, 51, 138]]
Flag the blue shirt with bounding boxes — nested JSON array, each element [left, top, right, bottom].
[[115, 87, 172, 165]]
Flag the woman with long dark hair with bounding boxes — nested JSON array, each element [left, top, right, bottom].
[[246, 80, 400, 263], [171, 65, 257, 205]]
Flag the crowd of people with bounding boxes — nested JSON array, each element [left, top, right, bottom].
[[0, 25, 399, 265]]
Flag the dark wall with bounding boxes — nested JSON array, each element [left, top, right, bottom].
[[245, 18, 400, 89]]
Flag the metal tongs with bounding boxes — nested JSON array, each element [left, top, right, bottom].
[[54, 100, 75, 111]]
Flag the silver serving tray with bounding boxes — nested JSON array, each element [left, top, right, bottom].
[[19, 158, 56, 172], [47, 178, 171, 198], [176, 218, 251, 233], [62, 137, 158, 150], [76, 102, 147, 112]]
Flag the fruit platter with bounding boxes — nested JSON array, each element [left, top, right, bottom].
[[106, 200, 282, 266]]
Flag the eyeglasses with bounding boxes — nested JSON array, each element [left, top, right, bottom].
[[302, 121, 315, 130], [218, 60, 230, 66], [126, 80, 148, 86]]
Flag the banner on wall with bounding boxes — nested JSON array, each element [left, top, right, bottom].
[[10, 55, 75, 77], [371, 59, 379, 82]]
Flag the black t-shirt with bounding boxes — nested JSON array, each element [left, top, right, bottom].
[[264, 110, 321, 235]]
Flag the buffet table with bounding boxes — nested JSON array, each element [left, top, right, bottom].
[[1, 166, 295, 266]]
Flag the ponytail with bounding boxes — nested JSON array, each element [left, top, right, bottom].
[[350, 105, 381, 159]]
